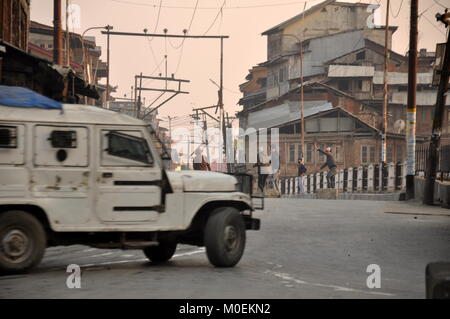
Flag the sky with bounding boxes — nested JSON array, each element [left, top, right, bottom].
[[30, 0, 449, 129]]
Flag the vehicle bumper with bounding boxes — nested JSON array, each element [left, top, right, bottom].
[[244, 217, 260, 231]]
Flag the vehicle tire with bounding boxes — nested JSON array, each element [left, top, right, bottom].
[[204, 207, 246, 267], [143, 242, 177, 263], [0, 211, 47, 274]]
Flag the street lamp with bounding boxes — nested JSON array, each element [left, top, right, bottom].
[[277, 33, 305, 160]]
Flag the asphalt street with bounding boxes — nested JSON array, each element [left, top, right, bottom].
[[1, 198, 449, 299]]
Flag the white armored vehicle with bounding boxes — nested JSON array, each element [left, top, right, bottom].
[[0, 94, 260, 274]]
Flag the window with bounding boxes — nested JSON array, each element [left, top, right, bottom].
[[298, 144, 303, 160], [0, 126, 18, 148], [362, 145, 376, 164], [421, 107, 427, 121], [356, 51, 366, 60], [356, 80, 363, 91], [278, 67, 287, 83], [369, 146, 376, 163], [361, 146, 368, 164], [387, 145, 394, 163], [49, 130, 77, 148], [396, 144, 403, 163], [107, 131, 153, 164], [318, 144, 326, 162], [279, 68, 284, 83], [289, 144, 295, 162], [335, 144, 342, 163], [306, 143, 313, 163], [338, 80, 349, 91]]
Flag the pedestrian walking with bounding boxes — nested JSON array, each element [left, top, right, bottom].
[[317, 146, 337, 188], [254, 148, 270, 194], [297, 158, 307, 194]]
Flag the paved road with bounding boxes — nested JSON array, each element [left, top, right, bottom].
[[1, 199, 449, 299]]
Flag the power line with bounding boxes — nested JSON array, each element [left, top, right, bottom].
[[154, 0, 163, 33], [433, 0, 447, 9], [173, 0, 200, 74], [419, 2, 436, 17], [169, 0, 199, 50], [203, 1, 226, 36], [421, 13, 447, 36], [390, 0, 403, 18], [107, 0, 310, 10]]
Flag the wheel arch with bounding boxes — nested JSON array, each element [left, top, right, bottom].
[[0, 205, 52, 232], [192, 200, 251, 226], [178, 200, 251, 246]]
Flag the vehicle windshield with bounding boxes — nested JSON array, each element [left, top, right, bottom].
[[146, 125, 171, 161]]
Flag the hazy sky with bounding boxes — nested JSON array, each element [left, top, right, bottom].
[[30, 0, 449, 128]]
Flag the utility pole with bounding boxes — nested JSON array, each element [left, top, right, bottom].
[[406, 0, 418, 199], [105, 25, 113, 107], [137, 72, 143, 118], [300, 4, 306, 160], [423, 11, 450, 205], [65, 0, 70, 66], [381, 0, 390, 164], [203, 113, 211, 164], [134, 76, 138, 117], [53, 0, 63, 65], [379, 0, 390, 193], [300, 37, 305, 160]]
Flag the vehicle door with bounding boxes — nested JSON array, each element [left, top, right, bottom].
[[95, 126, 162, 223]]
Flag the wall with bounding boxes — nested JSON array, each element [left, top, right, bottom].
[[0, 0, 30, 50]]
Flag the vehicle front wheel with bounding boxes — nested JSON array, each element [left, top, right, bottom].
[[204, 207, 246, 267], [0, 211, 47, 274], [143, 242, 177, 263]]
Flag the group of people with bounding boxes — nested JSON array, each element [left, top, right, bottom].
[[191, 144, 338, 194], [257, 145, 337, 194]]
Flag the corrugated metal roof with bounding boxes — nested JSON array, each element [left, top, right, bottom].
[[373, 71, 433, 85], [390, 91, 450, 106], [328, 65, 375, 77], [262, 0, 336, 35], [247, 101, 332, 130]]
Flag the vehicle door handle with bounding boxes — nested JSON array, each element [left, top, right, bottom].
[[102, 172, 113, 178]]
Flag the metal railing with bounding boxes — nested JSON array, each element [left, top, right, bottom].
[[279, 162, 405, 196], [415, 143, 450, 181]]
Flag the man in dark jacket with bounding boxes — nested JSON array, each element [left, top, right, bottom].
[[317, 146, 337, 188], [297, 158, 307, 194]]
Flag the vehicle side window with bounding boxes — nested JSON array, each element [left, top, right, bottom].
[[0, 125, 24, 165], [103, 131, 153, 165]]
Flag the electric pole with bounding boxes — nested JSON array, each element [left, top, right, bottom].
[[423, 11, 450, 205], [406, 0, 418, 199], [65, 0, 70, 67], [105, 25, 113, 107], [382, 0, 390, 164], [53, 0, 63, 65]]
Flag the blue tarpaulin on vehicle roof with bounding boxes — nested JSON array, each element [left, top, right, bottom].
[[0, 85, 62, 110]]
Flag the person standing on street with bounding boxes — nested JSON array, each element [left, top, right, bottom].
[[317, 146, 337, 188], [254, 148, 270, 194], [297, 158, 307, 194]]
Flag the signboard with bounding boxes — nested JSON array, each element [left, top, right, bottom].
[[432, 43, 446, 87]]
